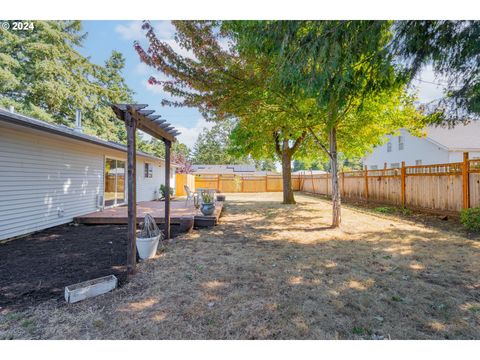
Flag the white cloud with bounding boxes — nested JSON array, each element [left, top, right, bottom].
[[164, 38, 196, 60], [151, 21, 176, 39], [114, 21, 144, 41], [144, 79, 167, 95], [175, 118, 214, 149], [412, 65, 447, 103], [135, 62, 150, 75]]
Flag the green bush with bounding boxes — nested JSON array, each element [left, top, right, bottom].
[[159, 184, 174, 200], [374, 206, 396, 214], [374, 206, 412, 216], [460, 207, 480, 232]]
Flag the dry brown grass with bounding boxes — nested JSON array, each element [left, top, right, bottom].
[[1, 192, 479, 339]]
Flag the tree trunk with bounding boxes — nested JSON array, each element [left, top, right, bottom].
[[330, 126, 341, 227], [281, 145, 295, 204]]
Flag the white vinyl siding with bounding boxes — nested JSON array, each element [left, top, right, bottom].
[[0, 125, 104, 241], [136, 159, 163, 202], [0, 123, 171, 241]]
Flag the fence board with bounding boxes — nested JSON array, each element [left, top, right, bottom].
[[469, 173, 480, 208], [367, 176, 401, 205]]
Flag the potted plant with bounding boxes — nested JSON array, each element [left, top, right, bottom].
[[159, 184, 174, 201], [200, 191, 215, 216], [136, 214, 162, 260]]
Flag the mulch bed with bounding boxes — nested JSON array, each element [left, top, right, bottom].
[[0, 224, 130, 311]]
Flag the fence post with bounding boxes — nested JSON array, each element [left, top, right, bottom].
[[364, 165, 369, 201], [341, 171, 345, 198], [241, 176, 244, 193], [401, 161, 406, 207], [265, 175, 268, 192], [463, 152, 470, 209]]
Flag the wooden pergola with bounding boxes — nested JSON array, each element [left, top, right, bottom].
[[111, 104, 180, 276]]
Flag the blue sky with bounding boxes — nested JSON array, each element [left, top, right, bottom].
[[78, 20, 444, 149], [79, 20, 213, 148]]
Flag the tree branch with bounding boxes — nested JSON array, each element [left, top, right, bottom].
[[290, 130, 307, 155], [308, 127, 332, 159], [273, 131, 282, 157]]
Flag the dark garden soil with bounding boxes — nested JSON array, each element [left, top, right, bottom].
[[0, 224, 129, 311]]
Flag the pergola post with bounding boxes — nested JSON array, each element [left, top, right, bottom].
[[164, 140, 171, 240], [125, 108, 137, 276], [111, 103, 180, 278]]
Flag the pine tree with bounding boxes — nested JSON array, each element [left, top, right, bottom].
[[0, 21, 132, 142]]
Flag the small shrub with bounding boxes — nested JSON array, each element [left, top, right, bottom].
[[374, 206, 412, 216], [460, 207, 480, 232], [374, 206, 396, 214], [159, 184, 174, 200], [352, 326, 371, 336], [391, 295, 402, 302]]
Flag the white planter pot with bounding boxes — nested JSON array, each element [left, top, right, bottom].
[[136, 234, 160, 259]]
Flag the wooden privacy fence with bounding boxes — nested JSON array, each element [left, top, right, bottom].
[[176, 173, 301, 195], [193, 174, 301, 193], [176, 154, 479, 214], [301, 153, 480, 213], [175, 173, 196, 196]]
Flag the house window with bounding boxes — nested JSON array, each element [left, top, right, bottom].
[[398, 136, 404, 151], [415, 160, 422, 166], [370, 165, 378, 170], [387, 141, 392, 152], [391, 163, 400, 169], [144, 163, 153, 178]]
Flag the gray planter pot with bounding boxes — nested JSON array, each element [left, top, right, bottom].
[[200, 202, 215, 216]]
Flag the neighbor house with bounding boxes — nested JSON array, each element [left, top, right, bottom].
[[0, 107, 176, 241], [191, 164, 279, 176], [363, 121, 480, 170]]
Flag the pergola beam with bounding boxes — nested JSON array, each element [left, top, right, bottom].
[[138, 109, 155, 116]]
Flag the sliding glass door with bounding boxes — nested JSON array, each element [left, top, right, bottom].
[[104, 158, 126, 207]]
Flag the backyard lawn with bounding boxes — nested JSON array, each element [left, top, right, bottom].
[[1, 193, 479, 339]]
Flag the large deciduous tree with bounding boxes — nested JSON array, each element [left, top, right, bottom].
[[231, 21, 424, 226], [135, 20, 315, 204]]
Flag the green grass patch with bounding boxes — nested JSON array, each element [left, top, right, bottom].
[[374, 206, 412, 216], [352, 326, 371, 336]]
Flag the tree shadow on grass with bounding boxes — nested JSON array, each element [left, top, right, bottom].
[[2, 194, 479, 340]]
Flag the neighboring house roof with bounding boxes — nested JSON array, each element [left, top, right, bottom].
[[191, 164, 280, 176], [425, 121, 480, 151], [292, 170, 328, 175], [0, 107, 174, 164], [191, 164, 257, 173]]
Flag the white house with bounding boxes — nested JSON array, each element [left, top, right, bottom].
[[0, 107, 176, 241], [363, 121, 480, 170]]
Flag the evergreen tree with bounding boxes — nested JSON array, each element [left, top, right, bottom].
[[0, 21, 132, 142], [191, 121, 250, 165], [393, 20, 480, 122]]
